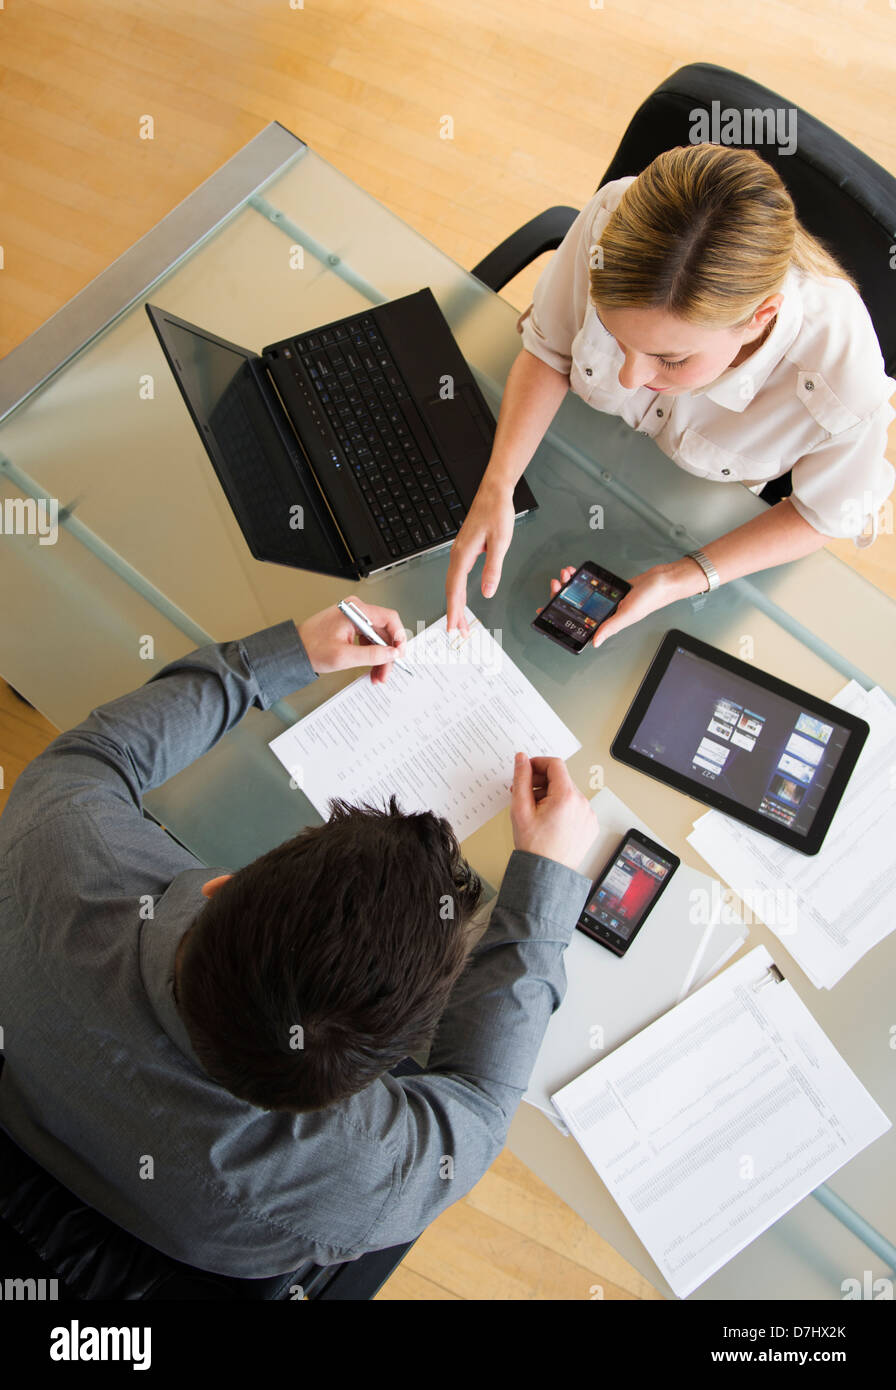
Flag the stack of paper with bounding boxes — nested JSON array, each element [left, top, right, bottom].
[[269, 608, 580, 841], [524, 787, 749, 1132], [552, 945, 890, 1299], [688, 682, 896, 989]]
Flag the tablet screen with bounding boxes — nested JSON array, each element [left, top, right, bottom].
[[616, 637, 865, 849]]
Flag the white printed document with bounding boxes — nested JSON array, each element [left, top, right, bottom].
[[523, 786, 749, 1132], [551, 945, 890, 1299], [269, 609, 581, 840], [688, 682, 896, 989]]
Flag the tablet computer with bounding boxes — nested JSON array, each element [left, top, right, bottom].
[[611, 630, 869, 855]]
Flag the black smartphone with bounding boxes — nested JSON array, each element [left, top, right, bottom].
[[531, 561, 631, 653], [575, 829, 680, 957]]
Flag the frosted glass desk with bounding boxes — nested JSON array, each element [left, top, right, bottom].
[[1, 123, 893, 1301]]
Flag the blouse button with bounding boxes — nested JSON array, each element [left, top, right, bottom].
[[656, 408, 664, 417], [721, 468, 731, 476], [805, 379, 815, 390], [585, 367, 593, 376]]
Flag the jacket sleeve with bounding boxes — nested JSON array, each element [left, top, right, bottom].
[[354, 850, 592, 1251], [0, 621, 318, 832]]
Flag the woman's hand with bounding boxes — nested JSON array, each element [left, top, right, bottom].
[[296, 600, 407, 684], [445, 482, 518, 635], [540, 563, 699, 649]]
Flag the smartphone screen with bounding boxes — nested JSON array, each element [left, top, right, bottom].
[[531, 562, 631, 653], [576, 830, 680, 956]]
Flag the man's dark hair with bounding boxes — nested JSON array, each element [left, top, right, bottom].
[[177, 798, 482, 1113]]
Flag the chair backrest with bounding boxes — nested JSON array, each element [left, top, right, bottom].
[[596, 62, 896, 377]]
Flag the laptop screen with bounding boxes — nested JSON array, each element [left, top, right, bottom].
[[148, 306, 355, 576]]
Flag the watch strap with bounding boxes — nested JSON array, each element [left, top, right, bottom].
[[686, 549, 720, 592]]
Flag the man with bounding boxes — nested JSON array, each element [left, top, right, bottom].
[[0, 601, 597, 1278]]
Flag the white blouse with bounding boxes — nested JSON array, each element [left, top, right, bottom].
[[517, 176, 896, 546]]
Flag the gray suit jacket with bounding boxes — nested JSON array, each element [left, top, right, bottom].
[[0, 620, 591, 1277]]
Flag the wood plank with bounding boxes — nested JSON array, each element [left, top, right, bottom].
[[463, 1148, 663, 1299], [373, 1266, 462, 1301], [0, 681, 59, 815], [402, 1196, 643, 1301]]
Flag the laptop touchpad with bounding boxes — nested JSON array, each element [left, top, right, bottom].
[[421, 386, 491, 459]]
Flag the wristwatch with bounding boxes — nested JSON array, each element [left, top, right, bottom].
[[686, 549, 720, 593]]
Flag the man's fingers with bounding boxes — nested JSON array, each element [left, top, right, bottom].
[[510, 751, 533, 811], [527, 755, 565, 773], [531, 768, 549, 802], [527, 755, 573, 792], [344, 643, 399, 667], [378, 619, 407, 650], [343, 598, 407, 649]]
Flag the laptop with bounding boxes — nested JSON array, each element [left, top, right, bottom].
[[146, 289, 537, 578]]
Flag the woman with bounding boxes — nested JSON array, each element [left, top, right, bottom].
[[445, 143, 895, 645]]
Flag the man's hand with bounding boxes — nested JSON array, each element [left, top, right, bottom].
[[445, 483, 517, 635], [510, 753, 598, 871], [296, 600, 407, 684], [540, 563, 699, 650]]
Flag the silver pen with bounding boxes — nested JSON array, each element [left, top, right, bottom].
[[337, 599, 414, 675]]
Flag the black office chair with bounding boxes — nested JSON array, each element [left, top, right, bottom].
[[0, 1054, 420, 1300], [472, 61, 896, 503]]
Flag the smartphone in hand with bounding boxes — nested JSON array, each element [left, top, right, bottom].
[[531, 561, 630, 654]]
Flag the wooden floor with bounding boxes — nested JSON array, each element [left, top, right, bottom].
[[2, 0, 895, 1300]]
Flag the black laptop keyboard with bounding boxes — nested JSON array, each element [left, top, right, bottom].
[[291, 314, 467, 559]]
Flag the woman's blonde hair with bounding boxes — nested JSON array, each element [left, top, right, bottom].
[[591, 143, 858, 329]]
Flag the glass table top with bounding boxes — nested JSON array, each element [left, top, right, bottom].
[[1, 129, 893, 1301]]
